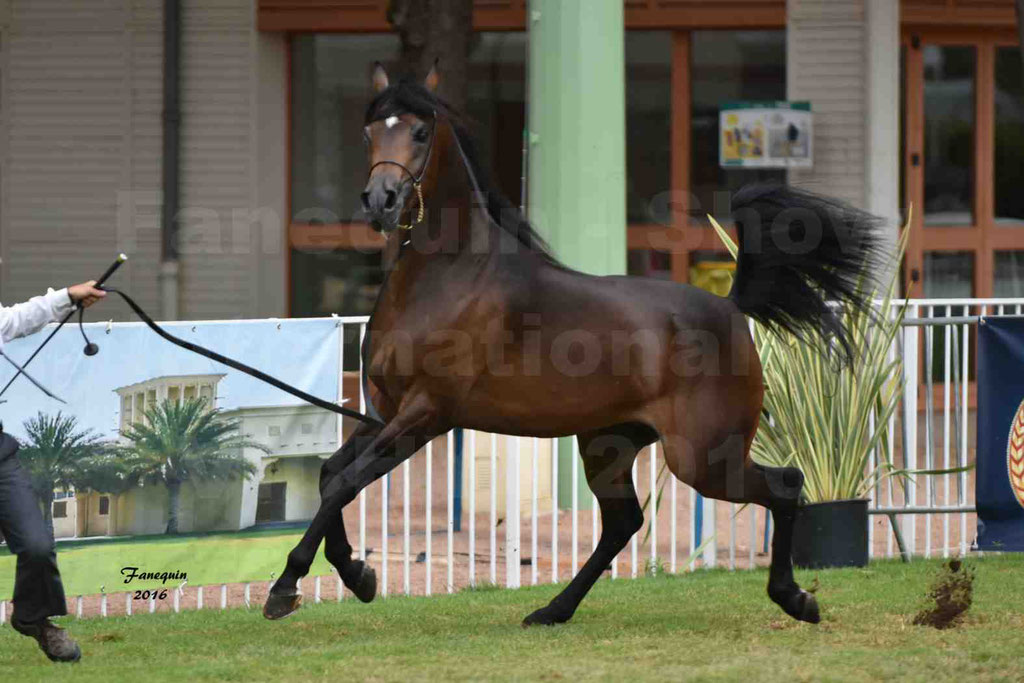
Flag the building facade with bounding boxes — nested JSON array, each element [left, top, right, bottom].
[[0, 0, 1021, 319]]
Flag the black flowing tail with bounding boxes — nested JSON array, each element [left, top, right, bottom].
[[728, 183, 885, 361]]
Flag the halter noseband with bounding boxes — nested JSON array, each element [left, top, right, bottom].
[[366, 111, 437, 231]]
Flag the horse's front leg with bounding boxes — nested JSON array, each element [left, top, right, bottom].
[[264, 405, 443, 620], [317, 420, 385, 602]]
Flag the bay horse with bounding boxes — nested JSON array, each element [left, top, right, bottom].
[[264, 63, 882, 626]]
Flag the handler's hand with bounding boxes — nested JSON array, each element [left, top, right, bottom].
[[68, 281, 107, 308]]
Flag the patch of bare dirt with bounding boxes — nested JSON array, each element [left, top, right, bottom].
[[912, 558, 975, 630]]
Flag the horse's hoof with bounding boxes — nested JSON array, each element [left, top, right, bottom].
[[796, 591, 820, 624], [521, 605, 571, 627], [343, 561, 377, 604], [263, 590, 302, 621], [777, 589, 820, 624]]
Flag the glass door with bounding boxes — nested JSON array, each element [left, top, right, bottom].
[[903, 31, 1024, 300]]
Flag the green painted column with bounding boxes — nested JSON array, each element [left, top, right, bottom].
[[527, 0, 626, 509]]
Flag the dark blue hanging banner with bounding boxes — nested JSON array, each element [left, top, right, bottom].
[[977, 316, 1024, 551]]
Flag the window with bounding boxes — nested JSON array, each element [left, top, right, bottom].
[[995, 251, 1024, 298], [289, 34, 531, 323], [121, 395, 132, 428], [466, 33, 527, 206], [53, 501, 67, 519], [994, 48, 1024, 225], [923, 46, 975, 227], [625, 31, 672, 224], [690, 31, 786, 223], [99, 496, 110, 516]]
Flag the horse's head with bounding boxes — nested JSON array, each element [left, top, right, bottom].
[[361, 63, 441, 234]]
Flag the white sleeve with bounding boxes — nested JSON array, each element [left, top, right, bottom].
[[0, 288, 75, 343]]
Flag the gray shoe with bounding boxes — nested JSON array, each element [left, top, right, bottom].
[[11, 617, 82, 663]]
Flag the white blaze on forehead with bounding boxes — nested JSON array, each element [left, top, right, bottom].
[[385, 116, 400, 129]]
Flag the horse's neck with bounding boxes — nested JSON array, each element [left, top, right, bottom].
[[373, 140, 540, 329], [392, 153, 503, 270]]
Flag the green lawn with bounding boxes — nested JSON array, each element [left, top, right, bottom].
[[0, 527, 330, 596], [1, 555, 1022, 681]]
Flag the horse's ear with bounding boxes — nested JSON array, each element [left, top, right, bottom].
[[424, 59, 440, 93], [372, 62, 390, 94]]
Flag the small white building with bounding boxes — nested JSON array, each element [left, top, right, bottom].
[[58, 373, 340, 538]]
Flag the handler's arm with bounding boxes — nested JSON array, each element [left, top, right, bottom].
[[0, 281, 106, 344]]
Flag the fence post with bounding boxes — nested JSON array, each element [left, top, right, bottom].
[[1, 600, 6, 625], [220, 584, 227, 610], [76, 596, 83, 619], [505, 435, 521, 588], [902, 303, 920, 554], [702, 495, 717, 568], [197, 585, 203, 610]]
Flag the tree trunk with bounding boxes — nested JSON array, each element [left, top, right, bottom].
[[166, 480, 181, 534], [387, 0, 474, 111]]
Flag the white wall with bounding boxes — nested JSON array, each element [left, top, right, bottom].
[[0, 0, 288, 320]]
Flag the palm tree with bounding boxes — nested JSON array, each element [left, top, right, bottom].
[[119, 397, 263, 534], [18, 412, 106, 539]]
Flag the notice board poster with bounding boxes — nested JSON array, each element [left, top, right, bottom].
[[720, 101, 813, 169]]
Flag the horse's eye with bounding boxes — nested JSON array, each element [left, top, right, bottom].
[[362, 128, 371, 146], [412, 127, 429, 144]]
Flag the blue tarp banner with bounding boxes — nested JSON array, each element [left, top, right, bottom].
[[0, 318, 342, 443], [976, 315, 1024, 551]]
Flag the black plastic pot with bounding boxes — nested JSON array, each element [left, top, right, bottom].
[[791, 499, 869, 569]]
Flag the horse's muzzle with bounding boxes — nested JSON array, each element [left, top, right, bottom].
[[362, 176, 410, 233]]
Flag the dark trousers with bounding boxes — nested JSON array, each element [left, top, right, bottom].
[[0, 433, 67, 622]]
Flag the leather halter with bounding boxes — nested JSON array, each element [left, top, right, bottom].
[[366, 111, 436, 231]]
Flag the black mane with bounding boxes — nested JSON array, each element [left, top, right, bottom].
[[366, 79, 561, 265]]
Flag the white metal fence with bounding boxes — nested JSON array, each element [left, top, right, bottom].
[[2, 297, 1021, 623]]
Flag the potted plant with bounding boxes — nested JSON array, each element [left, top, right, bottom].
[[750, 265, 904, 569], [710, 214, 944, 568]]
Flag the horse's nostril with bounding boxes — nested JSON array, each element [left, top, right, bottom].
[[360, 192, 371, 211], [384, 190, 397, 211]]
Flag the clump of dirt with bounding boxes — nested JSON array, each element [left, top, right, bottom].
[[912, 558, 975, 630]]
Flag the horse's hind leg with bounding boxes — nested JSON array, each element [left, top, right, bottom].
[[753, 464, 820, 624], [522, 423, 653, 627], [319, 420, 384, 603], [678, 437, 819, 624]]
